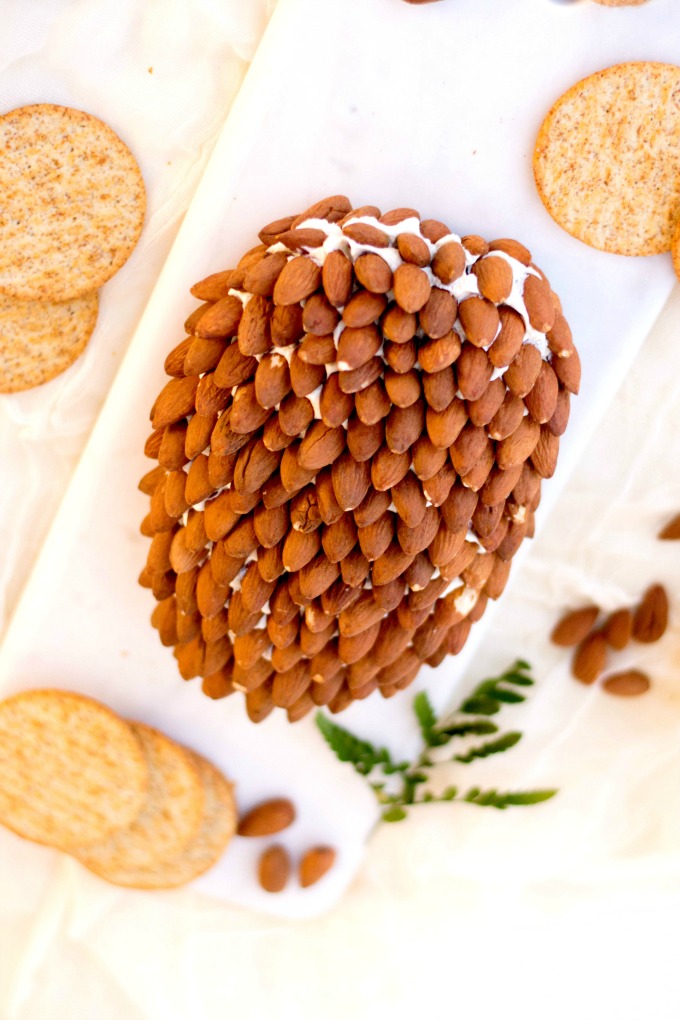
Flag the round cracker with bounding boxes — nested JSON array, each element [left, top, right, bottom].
[[78, 754, 236, 889], [534, 62, 680, 255], [0, 290, 98, 393], [671, 217, 680, 281], [0, 690, 148, 849], [592, 0, 649, 6], [73, 723, 205, 874], [0, 104, 145, 301]]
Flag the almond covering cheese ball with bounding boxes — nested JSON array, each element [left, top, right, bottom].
[[139, 196, 580, 722]]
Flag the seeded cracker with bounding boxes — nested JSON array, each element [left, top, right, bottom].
[[0, 690, 148, 849], [77, 754, 237, 889], [534, 63, 680, 256], [73, 723, 205, 874], [0, 290, 98, 392], [592, 0, 649, 6], [671, 217, 680, 282], [0, 104, 145, 302]]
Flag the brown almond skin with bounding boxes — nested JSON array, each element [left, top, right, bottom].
[[572, 632, 607, 684], [551, 606, 600, 647], [602, 670, 651, 698], [632, 584, 669, 644], [259, 845, 291, 893], [658, 513, 680, 541], [238, 798, 296, 837], [602, 609, 633, 651], [299, 847, 336, 888]]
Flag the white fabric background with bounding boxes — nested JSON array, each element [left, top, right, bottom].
[[1, 3, 680, 1019]]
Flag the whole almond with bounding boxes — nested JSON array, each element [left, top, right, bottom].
[[258, 214, 295, 245], [290, 349, 325, 397], [293, 194, 351, 225], [552, 349, 581, 395], [422, 462, 456, 507], [318, 374, 353, 428], [524, 361, 559, 423], [397, 506, 440, 556], [163, 337, 192, 377], [151, 376, 199, 430], [422, 367, 455, 412], [385, 403, 425, 454], [254, 353, 291, 409], [393, 264, 431, 313], [632, 584, 669, 644], [431, 241, 466, 284], [258, 845, 291, 893], [531, 428, 560, 479], [602, 608, 633, 650], [191, 269, 239, 302], [276, 228, 327, 252], [381, 303, 417, 343], [450, 423, 491, 476], [385, 339, 417, 374], [488, 392, 525, 441], [658, 513, 680, 541], [316, 468, 344, 525], [551, 606, 600, 647], [371, 446, 411, 491], [354, 252, 393, 294], [194, 296, 244, 339], [185, 336, 227, 376], [458, 297, 500, 348], [489, 306, 526, 368], [602, 670, 651, 698], [342, 222, 389, 247], [391, 472, 427, 528], [332, 452, 371, 510], [547, 314, 575, 358], [322, 515, 358, 563], [337, 324, 381, 369], [422, 219, 452, 243], [473, 255, 513, 303], [523, 273, 555, 333], [322, 250, 353, 307], [496, 417, 541, 470], [298, 554, 340, 600], [488, 238, 531, 265], [342, 289, 388, 328], [214, 342, 258, 389], [347, 415, 384, 462], [298, 421, 346, 470], [384, 369, 422, 408], [572, 632, 607, 684], [467, 378, 506, 428], [299, 847, 336, 888], [230, 382, 272, 434], [355, 380, 391, 425], [425, 398, 468, 448], [273, 255, 322, 305], [456, 344, 493, 401], [354, 487, 391, 528], [397, 232, 430, 267], [504, 343, 543, 398], [418, 331, 461, 372], [238, 797, 296, 838], [271, 303, 304, 346], [237, 295, 272, 357], [244, 251, 289, 296], [358, 513, 394, 562], [298, 333, 336, 364], [411, 435, 448, 480]]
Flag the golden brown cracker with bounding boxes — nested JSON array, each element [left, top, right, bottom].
[[534, 62, 680, 255], [0, 690, 148, 849], [0, 104, 145, 301], [73, 723, 205, 873], [671, 215, 680, 281], [0, 290, 98, 392], [592, 0, 649, 6], [77, 753, 236, 889]]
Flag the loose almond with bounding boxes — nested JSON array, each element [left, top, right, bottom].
[[551, 606, 600, 647], [601, 670, 651, 698], [238, 798, 296, 837], [299, 846, 336, 888], [258, 845, 291, 893], [632, 584, 669, 644]]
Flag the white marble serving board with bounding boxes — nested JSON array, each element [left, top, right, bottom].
[[0, 0, 678, 917]]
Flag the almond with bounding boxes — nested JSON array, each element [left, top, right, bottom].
[[602, 670, 651, 698], [273, 255, 322, 305], [255, 353, 291, 408], [354, 252, 393, 294], [195, 373, 231, 417], [551, 606, 600, 646], [271, 302, 304, 346], [602, 608, 633, 650], [396, 232, 430, 267], [279, 392, 314, 436], [472, 500, 505, 539], [358, 513, 394, 562], [276, 228, 327, 252], [214, 342, 258, 389], [280, 443, 317, 493], [258, 845, 291, 893], [488, 237, 531, 264], [184, 303, 211, 336], [245, 683, 275, 724], [458, 297, 500, 348], [523, 273, 555, 333], [185, 455, 213, 506], [211, 407, 251, 457], [488, 392, 525, 441], [322, 250, 353, 307], [355, 380, 391, 425], [230, 382, 272, 434], [373, 541, 416, 584], [422, 367, 456, 412], [479, 463, 523, 507], [340, 549, 371, 588], [299, 847, 336, 888], [347, 415, 384, 462], [293, 194, 351, 225], [144, 428, 164, 459], [524, 361, 559, 423], [371, 446, 411, 491], [658, 513, 680, 540], [301, 296, 339, 339], [339, 205, 381, 225], [298, 554, 340, 600], [138, 464, 165, 496], [337, 324, 382, 369], [237, 295, 272, 357], [243, 251, 289, 296], [263, 416, 295, 453], [158, 422, 188, 471], [354, 487, 391, 528], [151, 376, 199, 430], [441, 483, 478, 533], [496, 417, 541, 470], [397, 505, 440, 556], [379, 207, 420, 225], [425, 397, 467, 448], [552, 349, 581, 395], [385, 339, 417, 374], [186, 413, 216, 461], [342, 222, 389, 247], [431, 241, 466, 284], [185, 336, 227, 376], [384, 368, 422, 408], [632, 584, 669, 643], [381, 303, 417, 343], [547, 314, 575, 358], [473, 255, 513, 303], [418, 331, 461, 373], [504, 343, 542, 399], [422, 462, 457, 506], [191, 268, 239, 301], [316, 468, 344, 525], [456, 344, 493, 401], [193, 296, 243, 339], [290, 349, 325, 397], [411, 435, 448, 480], [531, 428, 559, 479], [391, 472, 427, 528], [258, 214, 296, 245], [467, 378, 506, 427], [298, 420, 346, 470], [450, 423, 491, 476], [572, 632, 607, 684], [234, 629, 271, 668], [339, 591, 385, 637], [488, 306, 526, 368], [385, 403, 425, 454], [342, 289, 388, 328], [322, 515, 358, 563], [332, 452, 371, 511], [422, 219, 452, 243], [393, 264, 431, 313], [289, 487, 322, 533], [428, 522, 466, 567]]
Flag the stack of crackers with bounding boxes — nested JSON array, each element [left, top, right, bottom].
[[0, 104, 145, 393], [0, 690, 236, 888]]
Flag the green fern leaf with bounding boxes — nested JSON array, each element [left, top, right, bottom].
[[413, 691, 441, 746], [315, 713, 388, 776], [454, 731, 522, 764]]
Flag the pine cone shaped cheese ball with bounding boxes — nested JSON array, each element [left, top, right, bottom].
[[140, 196, 579, 723]]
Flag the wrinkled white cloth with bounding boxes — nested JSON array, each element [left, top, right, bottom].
[[1, 3, 680, 1020]]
